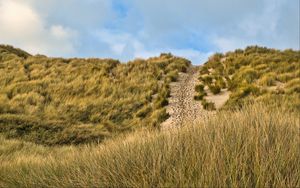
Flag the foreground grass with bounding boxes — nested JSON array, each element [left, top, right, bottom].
[[1, 103, 299, 187]]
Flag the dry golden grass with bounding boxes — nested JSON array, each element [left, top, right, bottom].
[[0, 103, 299, 187], [197, 46, 300, 111], [0, 45, 190, 145]]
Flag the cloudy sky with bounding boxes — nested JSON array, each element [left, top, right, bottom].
[[0, 0, 299, 64]]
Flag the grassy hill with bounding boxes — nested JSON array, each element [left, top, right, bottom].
[[0, 45, 299, 187], [195, 46, 300, 111], [0, 45, 190, 145]]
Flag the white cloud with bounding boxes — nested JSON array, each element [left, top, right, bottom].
[[0, 0, 298, 61], [129, 0, 265, 35], [0, 0, 77, 56], [95, 30, 129, 55], [211, 0, 299, 52], [212, 37, 250, 52], [128, 0, 299, 52], [0, 0, 42, 40], [95, 29, 143, 57], [50, 25, 69, 39], [95, 29, 210, 64], [110, 44, 126, 55]]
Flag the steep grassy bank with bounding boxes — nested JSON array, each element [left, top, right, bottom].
[[0, 45, 190, 145], [1, 103, 299, 187], [195, 46, 300, 111]]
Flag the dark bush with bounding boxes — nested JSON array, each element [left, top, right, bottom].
[[167, 70, 179, 82], [199, 67, 210, 74], [201, 99, 216, 111], [215, 78, 227, 89], [195, 84, 205, 92], [209, 84, 221, 94], [194, 94, 205, 101], [136, 105, 152, 118], [200, 75, 213, 85]]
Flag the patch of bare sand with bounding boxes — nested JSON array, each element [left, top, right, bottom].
[[205, 88, 231, 109], [161, 66, 215, 130]]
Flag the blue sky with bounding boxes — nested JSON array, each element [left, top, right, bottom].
[[0, 0, 299, 64]]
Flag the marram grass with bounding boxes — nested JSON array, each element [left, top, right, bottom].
[[0, 103, 299, 187]]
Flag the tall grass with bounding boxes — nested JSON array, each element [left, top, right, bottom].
[[197, 46, 300, 111], [1, 103, 299, 187], [0, 45, 190, 144]]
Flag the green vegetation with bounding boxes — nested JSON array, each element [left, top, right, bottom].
[[193, 93, 205, 101], [215, 76, 227, 88], [195, 84, 205, 92], [197, 46, 300, 111], [1, 103, 299, 187], [194, 84, 207, 100], [199, 75, 213, 85], [208, 84, 221, 94], [0, 45, 190, 145], [1, 45, 299, 187], [201, 98, 216, 110]]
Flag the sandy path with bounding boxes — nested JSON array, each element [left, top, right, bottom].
[[161, 66, 215, 130]]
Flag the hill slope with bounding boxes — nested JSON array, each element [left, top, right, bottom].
[[0, 46, 190, 145], [0, 45, 299, 187], [195, 46, 300, 111]]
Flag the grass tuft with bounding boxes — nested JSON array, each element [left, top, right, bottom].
[[0, 103, 298, 187]]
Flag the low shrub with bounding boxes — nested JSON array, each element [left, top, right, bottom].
[[226, 67, 235, 75], [136, 105, 152, 118], [209, 84, 221, 94], [195, 84, 205, 92], [259, 73, 277, 86], [154, 95, 169, 108], [150, 108, 170, 127], [255, 63, 269, 71], [277, 72, 296, 83], [215, 78, 227, 89], [200, 75, 213, 85], [236, 67, 259, 84], [236, 84, 261, 98], [166, 70, 179, 82], [201, 99, 216, 110], [214, 65, 225, 75], [199, 66, 210, 74], [166, 58, 190, 73], [0, 114, 108, 145], [285, 78, 300, 94], [194, 93, 206, 101]]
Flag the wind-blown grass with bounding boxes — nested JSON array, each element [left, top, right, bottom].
[[0, 45, 190, 145], [1, 103, 299, 187], [196, 46, 300, 111]]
